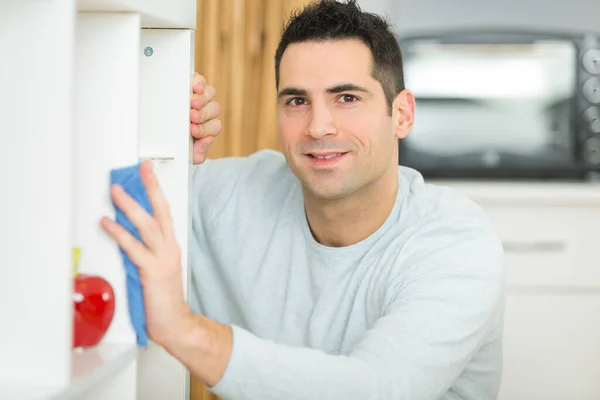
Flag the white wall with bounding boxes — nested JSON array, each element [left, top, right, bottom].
[[359, 0, 600, 35], [358, 0, 392, 18]]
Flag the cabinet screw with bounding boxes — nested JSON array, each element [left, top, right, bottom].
[[143, 47, 154, 57]]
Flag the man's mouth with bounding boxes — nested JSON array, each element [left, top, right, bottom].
[[304, 152, 349, 166], [308, 152, 346, 159]]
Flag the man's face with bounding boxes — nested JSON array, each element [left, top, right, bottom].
[[277, 39, 408, 200]]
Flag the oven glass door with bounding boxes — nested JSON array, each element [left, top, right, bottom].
[[400, 39, 577, 176]]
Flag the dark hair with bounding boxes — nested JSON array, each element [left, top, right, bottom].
[[274, 0, 405, 114]]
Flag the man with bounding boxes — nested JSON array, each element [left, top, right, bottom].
[[101, 1, 505, 399]]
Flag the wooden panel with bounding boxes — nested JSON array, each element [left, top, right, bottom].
[[191, 1, 314, 398], [193, 0, 315, 159]]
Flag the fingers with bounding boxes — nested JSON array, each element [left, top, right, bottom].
[[100, 216, 154, 270], [202, 118, 222, 137], [190, 100, 220, 125], [193, 136, 215, 163], [191, 118, 222, 139], [193, 152, 207, 164], [203, 84, 216, 103], [191, 84, 216, 110], [138, 161, 175, 238], [189, 74, 220, 164], [110, 182, 162, 250], [193, 73, 206, 94]]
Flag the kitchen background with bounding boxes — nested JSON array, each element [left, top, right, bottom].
[[200, 0, 600, 159], [5, 0, 597, 398], [192, 0, 600, 399]]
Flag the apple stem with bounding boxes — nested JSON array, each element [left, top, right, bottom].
[[73, 247, 81, 278]]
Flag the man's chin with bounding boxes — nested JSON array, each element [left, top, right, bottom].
[[289, 163, 352, 199], [302, 179, 351, 201]]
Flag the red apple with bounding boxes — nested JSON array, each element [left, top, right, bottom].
[[72, 273, 115, 349]]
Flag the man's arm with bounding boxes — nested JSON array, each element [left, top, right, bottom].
[[101, 157, 504, 399], [163, 223, 505, 400], [164, 312, 233, 387]]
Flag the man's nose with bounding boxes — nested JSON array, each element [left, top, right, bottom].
[[307, 103, 337, 139]]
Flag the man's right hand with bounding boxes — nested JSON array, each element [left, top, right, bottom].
[[190, 73, 222, 164]]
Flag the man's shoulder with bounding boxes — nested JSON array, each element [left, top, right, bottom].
[[398, 166, 493, 231], [193, 149, 295, 189], [199, 149, 289, 174], [191, 150, 298, 220], [389, 167, 504, 290], [392, 166, 503, 266]]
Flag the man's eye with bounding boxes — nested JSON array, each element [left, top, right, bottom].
[[339, 94, 358, 103], [287, 98, 307, 106]]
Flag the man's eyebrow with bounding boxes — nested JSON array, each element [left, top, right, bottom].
[[277, 84, 371, 100], [277, 87, 308, 99], [326, 84, 370, 94]]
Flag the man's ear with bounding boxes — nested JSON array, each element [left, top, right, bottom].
[[391, 89, 415, 140]]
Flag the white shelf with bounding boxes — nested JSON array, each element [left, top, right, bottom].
[[0, 387, 60, 400], [0, 344, 139, 400], [2, 0, 194, 397], [428, 179, 600, 206], [56, 344, 141, 399], [77, 0, 196, 29]]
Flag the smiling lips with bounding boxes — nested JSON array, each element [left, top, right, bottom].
[[311, 152, 344, 159], [304, 151, 348, 166]]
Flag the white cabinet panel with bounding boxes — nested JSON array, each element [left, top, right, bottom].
[[74, 12, 141, 346], [137, 344, 188, 400], [499, 292, 600, 400], [2, 0, 195, 398], [136, 28, 195, 400], [139, 28, 194, 299], [77, 0, 196, 29], [483, 206, 600, 287], [0, 0, 75, 390]]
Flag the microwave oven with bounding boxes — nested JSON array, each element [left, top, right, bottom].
[[397, 30, 600, 180]]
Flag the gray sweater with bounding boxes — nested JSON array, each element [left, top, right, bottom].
[[189, 150, 505, 400]]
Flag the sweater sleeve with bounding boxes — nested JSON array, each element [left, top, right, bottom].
[[209, 223, 505, 400]]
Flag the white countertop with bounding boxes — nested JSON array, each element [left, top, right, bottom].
[[427, 179, 600, 207]]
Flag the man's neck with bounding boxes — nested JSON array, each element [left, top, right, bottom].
[[303, 167, 399, 248]]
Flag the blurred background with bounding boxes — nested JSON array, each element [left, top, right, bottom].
[[197, 0, 600, 159]]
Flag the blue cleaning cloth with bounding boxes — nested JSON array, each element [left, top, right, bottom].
[[110, 162, 150, 346]]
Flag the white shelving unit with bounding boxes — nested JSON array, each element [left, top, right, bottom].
[[0, 0, 195, 398]]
